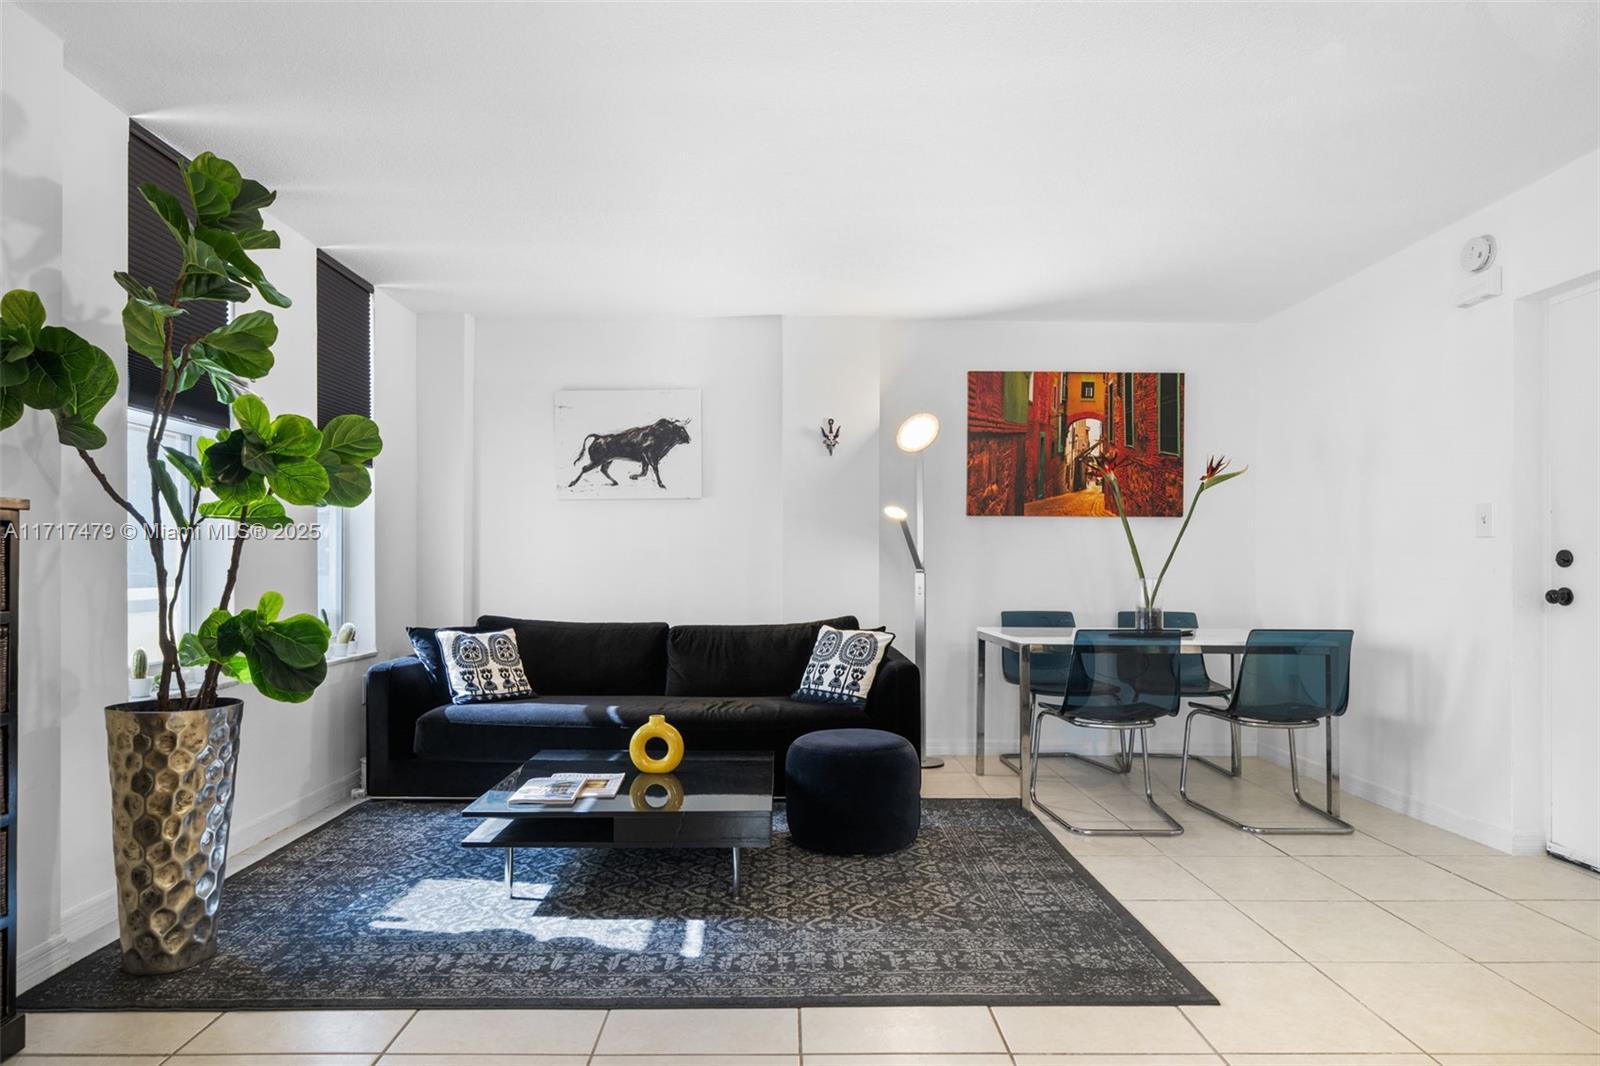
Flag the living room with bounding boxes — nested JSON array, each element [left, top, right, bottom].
[[1, 2, 1597, 1063]]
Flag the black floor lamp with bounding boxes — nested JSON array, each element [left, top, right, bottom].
[[884, 411, 943, 769]]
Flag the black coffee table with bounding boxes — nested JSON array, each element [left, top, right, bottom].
[[461, 749, 773, 894]]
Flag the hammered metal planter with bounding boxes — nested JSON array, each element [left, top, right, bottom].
[[104, 698, 243, 975]]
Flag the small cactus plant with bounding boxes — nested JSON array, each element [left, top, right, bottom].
[[336, 622, 356, 646], [130, 647, 148, 680]]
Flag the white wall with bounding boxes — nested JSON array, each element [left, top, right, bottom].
[[0, 8, 422, 985], [877, 322, 1259, 758], [468, 316, 785, 624], [1251, 151, 1599, 852], [373, 292, 420, 661], [780, 318, 882, 624]]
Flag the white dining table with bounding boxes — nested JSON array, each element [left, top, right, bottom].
[[974, 626, 1254, 809]]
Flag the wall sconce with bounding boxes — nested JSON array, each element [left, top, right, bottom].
[[820, 418, 842, 456]]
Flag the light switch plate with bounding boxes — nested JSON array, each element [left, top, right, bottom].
[[1475, 502, 1494, 538]]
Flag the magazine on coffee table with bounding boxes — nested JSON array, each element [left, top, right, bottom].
[[549, 772, 626, 799], [506, 777, 583, 805]]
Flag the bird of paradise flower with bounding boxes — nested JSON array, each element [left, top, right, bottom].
[[1102, 455, 1248, 616]]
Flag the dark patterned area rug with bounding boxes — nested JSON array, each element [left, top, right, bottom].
[[22, 799, 1213, 1010]]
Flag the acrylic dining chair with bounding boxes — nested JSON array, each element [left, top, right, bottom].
[[1117, 609, 1239, 777], [1179, 628, 1355, 834], [1029, 629, 1185, 836]]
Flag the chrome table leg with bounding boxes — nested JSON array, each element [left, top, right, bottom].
[[504, 847, 513, 897], [976, 635, 987, 776], [731, 847, 740, 894], [1018, 644, 1033, 811]]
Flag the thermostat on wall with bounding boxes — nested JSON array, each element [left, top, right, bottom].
[[1454, 265, 1502, 308]]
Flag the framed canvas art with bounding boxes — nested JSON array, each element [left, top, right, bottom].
[[966, 371, 1184, 517], [554, 389, 702, 499]]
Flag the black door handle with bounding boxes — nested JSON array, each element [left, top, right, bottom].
[[1545, 587, 1575, 606]]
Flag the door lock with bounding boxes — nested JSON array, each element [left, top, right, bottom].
[[1556, 549, 1574, 568], [1545, 587, 1575, 606]]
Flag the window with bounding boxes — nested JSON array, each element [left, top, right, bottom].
[[1080, 380, 1096, 400], [316, 252, 374, 649], [127, 124, 228, 428], [126, 411, 203, 665], [1158, 373, 1182, 456], [1121, 372, 1136, 447]]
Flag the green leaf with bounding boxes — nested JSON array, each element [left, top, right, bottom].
[[256, 590, 283, 624], [184, 152, 242, 224], [139, 183, 191, 245], [0, 391, 22, 430], [122, 297, 169, 363], [219, 655, 251, 682], [241, 436, 278, 476], [235, 229, 281, 251], [196, 226, 292, 309], [200, 432, 261, 496], [165, 447, 204, 489], [1, 290, 45, 339], [269, 458, 329, 506], [199, 495, 288, 528], [113, 272, 158, 303], [54, 412, 107, 450], [259, 613, 329, 669], [184, 235, 231, 279], [216, 614, 247, 657], [216, 177, 277, 238], [155, 459, 189, 528], [320, 414, 383, 463], [232, 394, 271, 439], [267, 413, 321, 458], [191, 341, 273, 381], [179, 274, 252, 303], [1200, 468, 1248, 491], [318, 456, 371, 508], [197, 608, 231, 658], [0, 361, 27, 387], [199, 309, 277, 356], [177, 633, 210, 668]]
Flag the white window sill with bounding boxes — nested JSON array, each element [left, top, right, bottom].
[[326, 648, 378, 668]]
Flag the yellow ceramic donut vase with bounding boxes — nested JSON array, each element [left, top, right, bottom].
[[629, 714, 684, 774]]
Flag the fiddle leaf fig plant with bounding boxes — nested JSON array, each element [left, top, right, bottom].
[[0, 150, 382, 710]]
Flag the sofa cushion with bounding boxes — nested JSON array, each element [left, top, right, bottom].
[[413, 694, 869, 762], [665, 616, 859, 696], [476, 616, 669, 694]]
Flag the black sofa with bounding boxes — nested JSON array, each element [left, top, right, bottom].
[[365, 614, 921, 797]]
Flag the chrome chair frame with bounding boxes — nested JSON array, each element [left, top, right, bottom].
[[1030, 709, 1183, 837], [1179, 704, 1353, 835]]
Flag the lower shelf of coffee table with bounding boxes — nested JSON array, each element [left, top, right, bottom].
[[462, 811, 771, 851]]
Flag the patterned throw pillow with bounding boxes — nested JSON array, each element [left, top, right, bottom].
[[437, 628, 535, 704], [793, 625, 895, 707]]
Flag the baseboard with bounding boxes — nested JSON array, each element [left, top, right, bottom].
[[229, 771, 363, 855], [1254, 738, 1515, 853], [19, 770, 362, 992]]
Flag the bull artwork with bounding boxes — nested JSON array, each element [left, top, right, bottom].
[[568, 417, 693, 490]]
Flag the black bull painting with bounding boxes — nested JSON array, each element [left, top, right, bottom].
[[568, 417, 693, 490]]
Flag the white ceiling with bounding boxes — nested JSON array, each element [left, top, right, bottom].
[[22, 1, 1600, 320]]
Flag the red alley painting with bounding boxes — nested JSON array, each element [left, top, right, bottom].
[[966, 371, 1184, 517]]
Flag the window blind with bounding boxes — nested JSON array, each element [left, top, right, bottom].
[[126, 123, 230, 427], [316, 251, 373, 427]]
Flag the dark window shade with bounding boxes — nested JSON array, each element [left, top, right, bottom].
[[316, 251, 372, 428], [127, 124, 229, 428]]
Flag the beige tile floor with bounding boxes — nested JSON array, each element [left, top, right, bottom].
[[15, 758, 1599, 1066]]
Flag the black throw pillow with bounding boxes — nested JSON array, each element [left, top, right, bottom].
[[407, 624, 492, 703]]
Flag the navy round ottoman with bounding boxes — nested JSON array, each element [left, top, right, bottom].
[[785, 728, 921, 855]]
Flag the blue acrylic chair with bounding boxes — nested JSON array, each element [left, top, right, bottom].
[[1029, 629, 1185, 836], [1114, 611, 1230, 698], [1000, 610, 1077, 773], [1179, 629, 1355, 835], [1117, 609, 1238, 777]]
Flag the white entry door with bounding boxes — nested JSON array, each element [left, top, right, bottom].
[[1546, 280, 1600, 869]]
